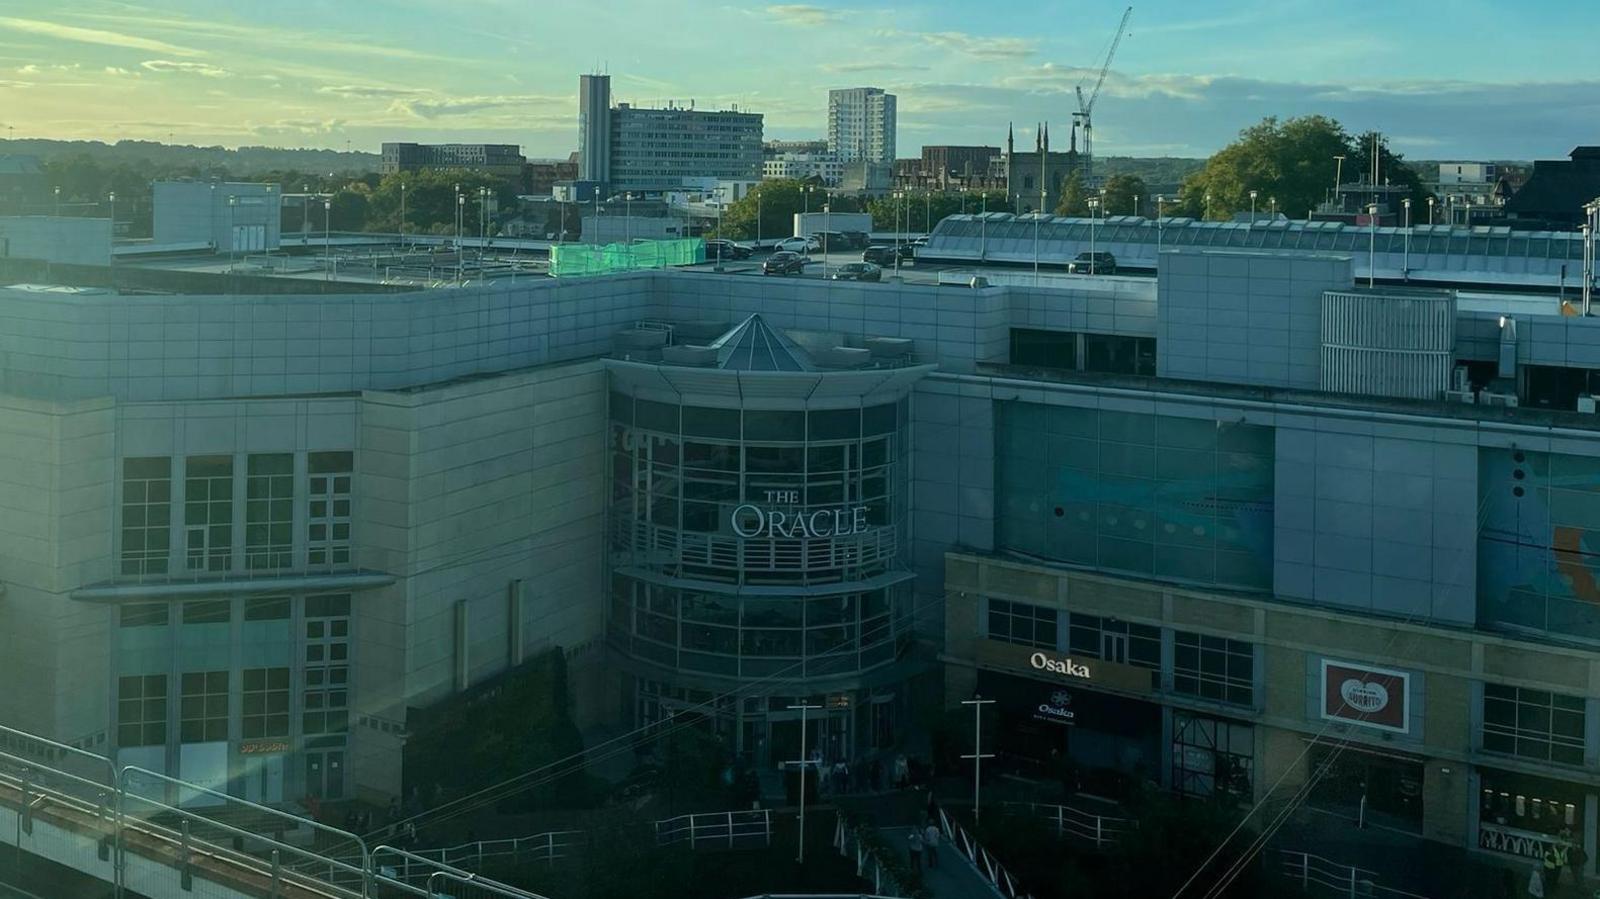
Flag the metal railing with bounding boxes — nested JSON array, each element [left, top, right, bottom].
[[655, 809, 772, 849], [831, 814, 913, 899], [391, 829, 582, 876], [0, 722, 538, 899], [372, 844, 551, 898], [1279, 850, 1433, 899], [997, 801, 1135, 849], [936, 807, 1033, 899]]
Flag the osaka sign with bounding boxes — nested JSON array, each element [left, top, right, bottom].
[[730, 490, 869, 539], [1320, 659, 1410, 734]]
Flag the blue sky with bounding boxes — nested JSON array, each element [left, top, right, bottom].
[[0, 0, 1595, 159]]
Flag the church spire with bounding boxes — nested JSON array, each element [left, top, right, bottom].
[[1035, 123, 1041, 152], [1044, 121, 1050, 152], [1007, 122, 1014, 155]]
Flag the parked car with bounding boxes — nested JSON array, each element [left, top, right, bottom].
[[1067, 251, 1117, 274], [704, 239, 752, 260], [862, 244, 915, 265], [775, 236, 821, 254], [831, 262, 882, 282], [763, 251, 809, 275], [811, 230, 850, 251], [910, 236, 930, 248], [840, 230, 871, 249]]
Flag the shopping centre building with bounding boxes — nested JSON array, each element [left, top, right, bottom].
[[1, 240, 1599, 872]]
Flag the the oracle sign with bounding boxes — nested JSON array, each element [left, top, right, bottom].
[[1320, 659, 1410, 733], [730, 490, 869, 539]]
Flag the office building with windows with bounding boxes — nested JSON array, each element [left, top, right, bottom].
[[574, 73, 763, 193], [4, 236, 1600, 880], [827, 88, 895, 165], [379, 143, 527, 180]]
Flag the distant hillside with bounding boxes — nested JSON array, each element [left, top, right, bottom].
[[0, 139, 378, 176]]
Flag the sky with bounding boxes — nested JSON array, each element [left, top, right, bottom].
[[0, 0, 1595, 160]]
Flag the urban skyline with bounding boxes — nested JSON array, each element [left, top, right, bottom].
[[0, 0, 1595, 160]]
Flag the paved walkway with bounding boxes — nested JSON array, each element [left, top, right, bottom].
[[881, 825, 1002, 899]]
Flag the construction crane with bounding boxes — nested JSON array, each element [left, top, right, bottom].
[[1072, 5, 1132, 187]]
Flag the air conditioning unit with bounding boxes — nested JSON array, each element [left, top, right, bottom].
[[1443, 389, 1476, 404], [1452, 366, 1470, 392], [1482, 392, 1520, 408], [1579, 396, 1598, 414]]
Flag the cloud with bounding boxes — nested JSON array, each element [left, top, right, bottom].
[[0, 16, 202, 57], [894, 30, 1037, 60], [103, 66, 136, 76], [387, 93, 566, 119], [140, 60, 230, 78], [764, 5, 838, 27], [17, 63, 38, 74], [821, 62, 928, 74], [316, 84, 428, 100], [0, 79, 30, 88], [251, 117, 347, 136]]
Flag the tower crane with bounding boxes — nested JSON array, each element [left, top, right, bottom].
[[1072, 5, 1132, 187]]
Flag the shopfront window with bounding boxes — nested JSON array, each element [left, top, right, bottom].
[[1173, 631, 1254, 708], [1479, 769, 1586, 862], [1482, 683, 1586, 766], [995, 402, 1274, 592], [1172, 712, 1253, 801], [121, 457, 172, 576], [986, 599, 1058, 650]]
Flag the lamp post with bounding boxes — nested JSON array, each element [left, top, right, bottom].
[[1402, 197, 1412, 280], [323, 198, 332, 280], [962, 697, 995, 825], [1156, 195, 1165, 258], [1332, 154, 1345, 208], [1088, 196, 1100, 275], [456, 191, 465, 283], [1249, 189, 1259, 223], [1427, 195, 1435, 226], [979, 190, 988, 261], [1367, 203, 1378, 288], [227, 194, 237, 272], [714, 188, 724, 270], [107, 191, 116, 239], [924, 190, 931, 235], [1269, 196, 1277, 219], [785, 702, 822, 863], [1032, 203, 1040, 286], [624, 191, 632, 245], [756, 190, 763, 248], [1133, 193, 1140, 217], [400, 182, 407, 247], [1204, 192, 1212, 221], [822, 203, 831, 279]]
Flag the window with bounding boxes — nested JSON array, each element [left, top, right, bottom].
[[179, 671, 229, 743], [242, 668, 290, 739], [121, 457, 171, 576], [245, 454, 294, 569], [1068, 614, 1160, 670], [986, 599, 1058, 650], [1482, 684, 1586, 766], [1173, 631, 1254, 707], [1172, 712, 1253, 800], [304, 594, 350, 735], [117, 675, 167, 747], [181, 599, 230, 625], [120, 603, 169, 628], [244, 596, 290, 621], [308, 452, 352, 568], [184, 455, 233, 572]]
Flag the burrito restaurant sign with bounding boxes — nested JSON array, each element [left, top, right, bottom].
[[1320, 659, 1410, 734], [730, 491, 869, 539]]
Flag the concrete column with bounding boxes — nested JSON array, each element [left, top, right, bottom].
[[508, 579, 525, 667], [453, 600, 468, 692]]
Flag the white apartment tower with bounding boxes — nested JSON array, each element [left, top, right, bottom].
[[828, 87, 896, 164]]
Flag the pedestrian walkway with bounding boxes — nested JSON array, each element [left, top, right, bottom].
[[881, 825, 1003, 899]]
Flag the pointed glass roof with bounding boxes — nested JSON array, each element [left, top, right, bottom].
[[706, 314, 815, 371]]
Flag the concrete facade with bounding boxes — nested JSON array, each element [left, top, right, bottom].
[[0, 216, 113, 265], [152, 182, 281, 253]]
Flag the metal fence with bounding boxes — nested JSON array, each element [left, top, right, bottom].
[[997, 801, 1135, 849], [1279, 850, 1433, 899], [655, 809, 772, 849], [936, 807, 1034, 899], [831, 814, 913, 898], [0, 722, 540, 899]]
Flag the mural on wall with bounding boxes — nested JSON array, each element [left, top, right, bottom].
[[996, 403, 1275, 591], [1478, 448, 1600, 640]]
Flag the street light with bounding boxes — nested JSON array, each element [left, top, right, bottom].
[[1427, 195, 1436, 226], [456, 191, 465, 283], [756, 190, 763, 248], [1156, 195, 1165, 258], [1402, 197, 1412, 280], [979, 190, 989, 261], [1249, 189, 1259, 223], [107, 191, 116, 239], [822, 203, 831, 279], [1088, 196, 1101, 275], [784, 702, 822, 863], [962, 697, 995, 825], [1204, 192, 1212, 221], [1269, 196, 1277, 219], [1332, 154, 1345, 207], [1133, 193, 1140, 217], [227, 194, 237, 273], [1032, 203, 1039, 286], [400, 182, 407, 247], [323, 198, 332, 280], [1367, 203, 1378, 288]]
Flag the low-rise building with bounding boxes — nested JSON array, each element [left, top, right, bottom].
[[379, 143, 526, 180], [152, 181, 280, 252]]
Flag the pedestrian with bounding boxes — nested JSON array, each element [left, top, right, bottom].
[[1543, 841, 1563, 894], [1565, 835, 1586, 887], [894, 753, 909, 789], [907, 827, 923, 870], [1527, 860, 1545, 898], [924, 821, 940, 869]]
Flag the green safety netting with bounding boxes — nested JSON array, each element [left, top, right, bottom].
[[549, 238, 706, 277]]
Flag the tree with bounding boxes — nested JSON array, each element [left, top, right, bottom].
[[1347, 130, 1432, 215], [1099, 174, 1148, 217], [360, 169, 515, 235], [1055, 170, 1088, 216], [1175, 115, 1434, 222], [718, 179, 805, 241]]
